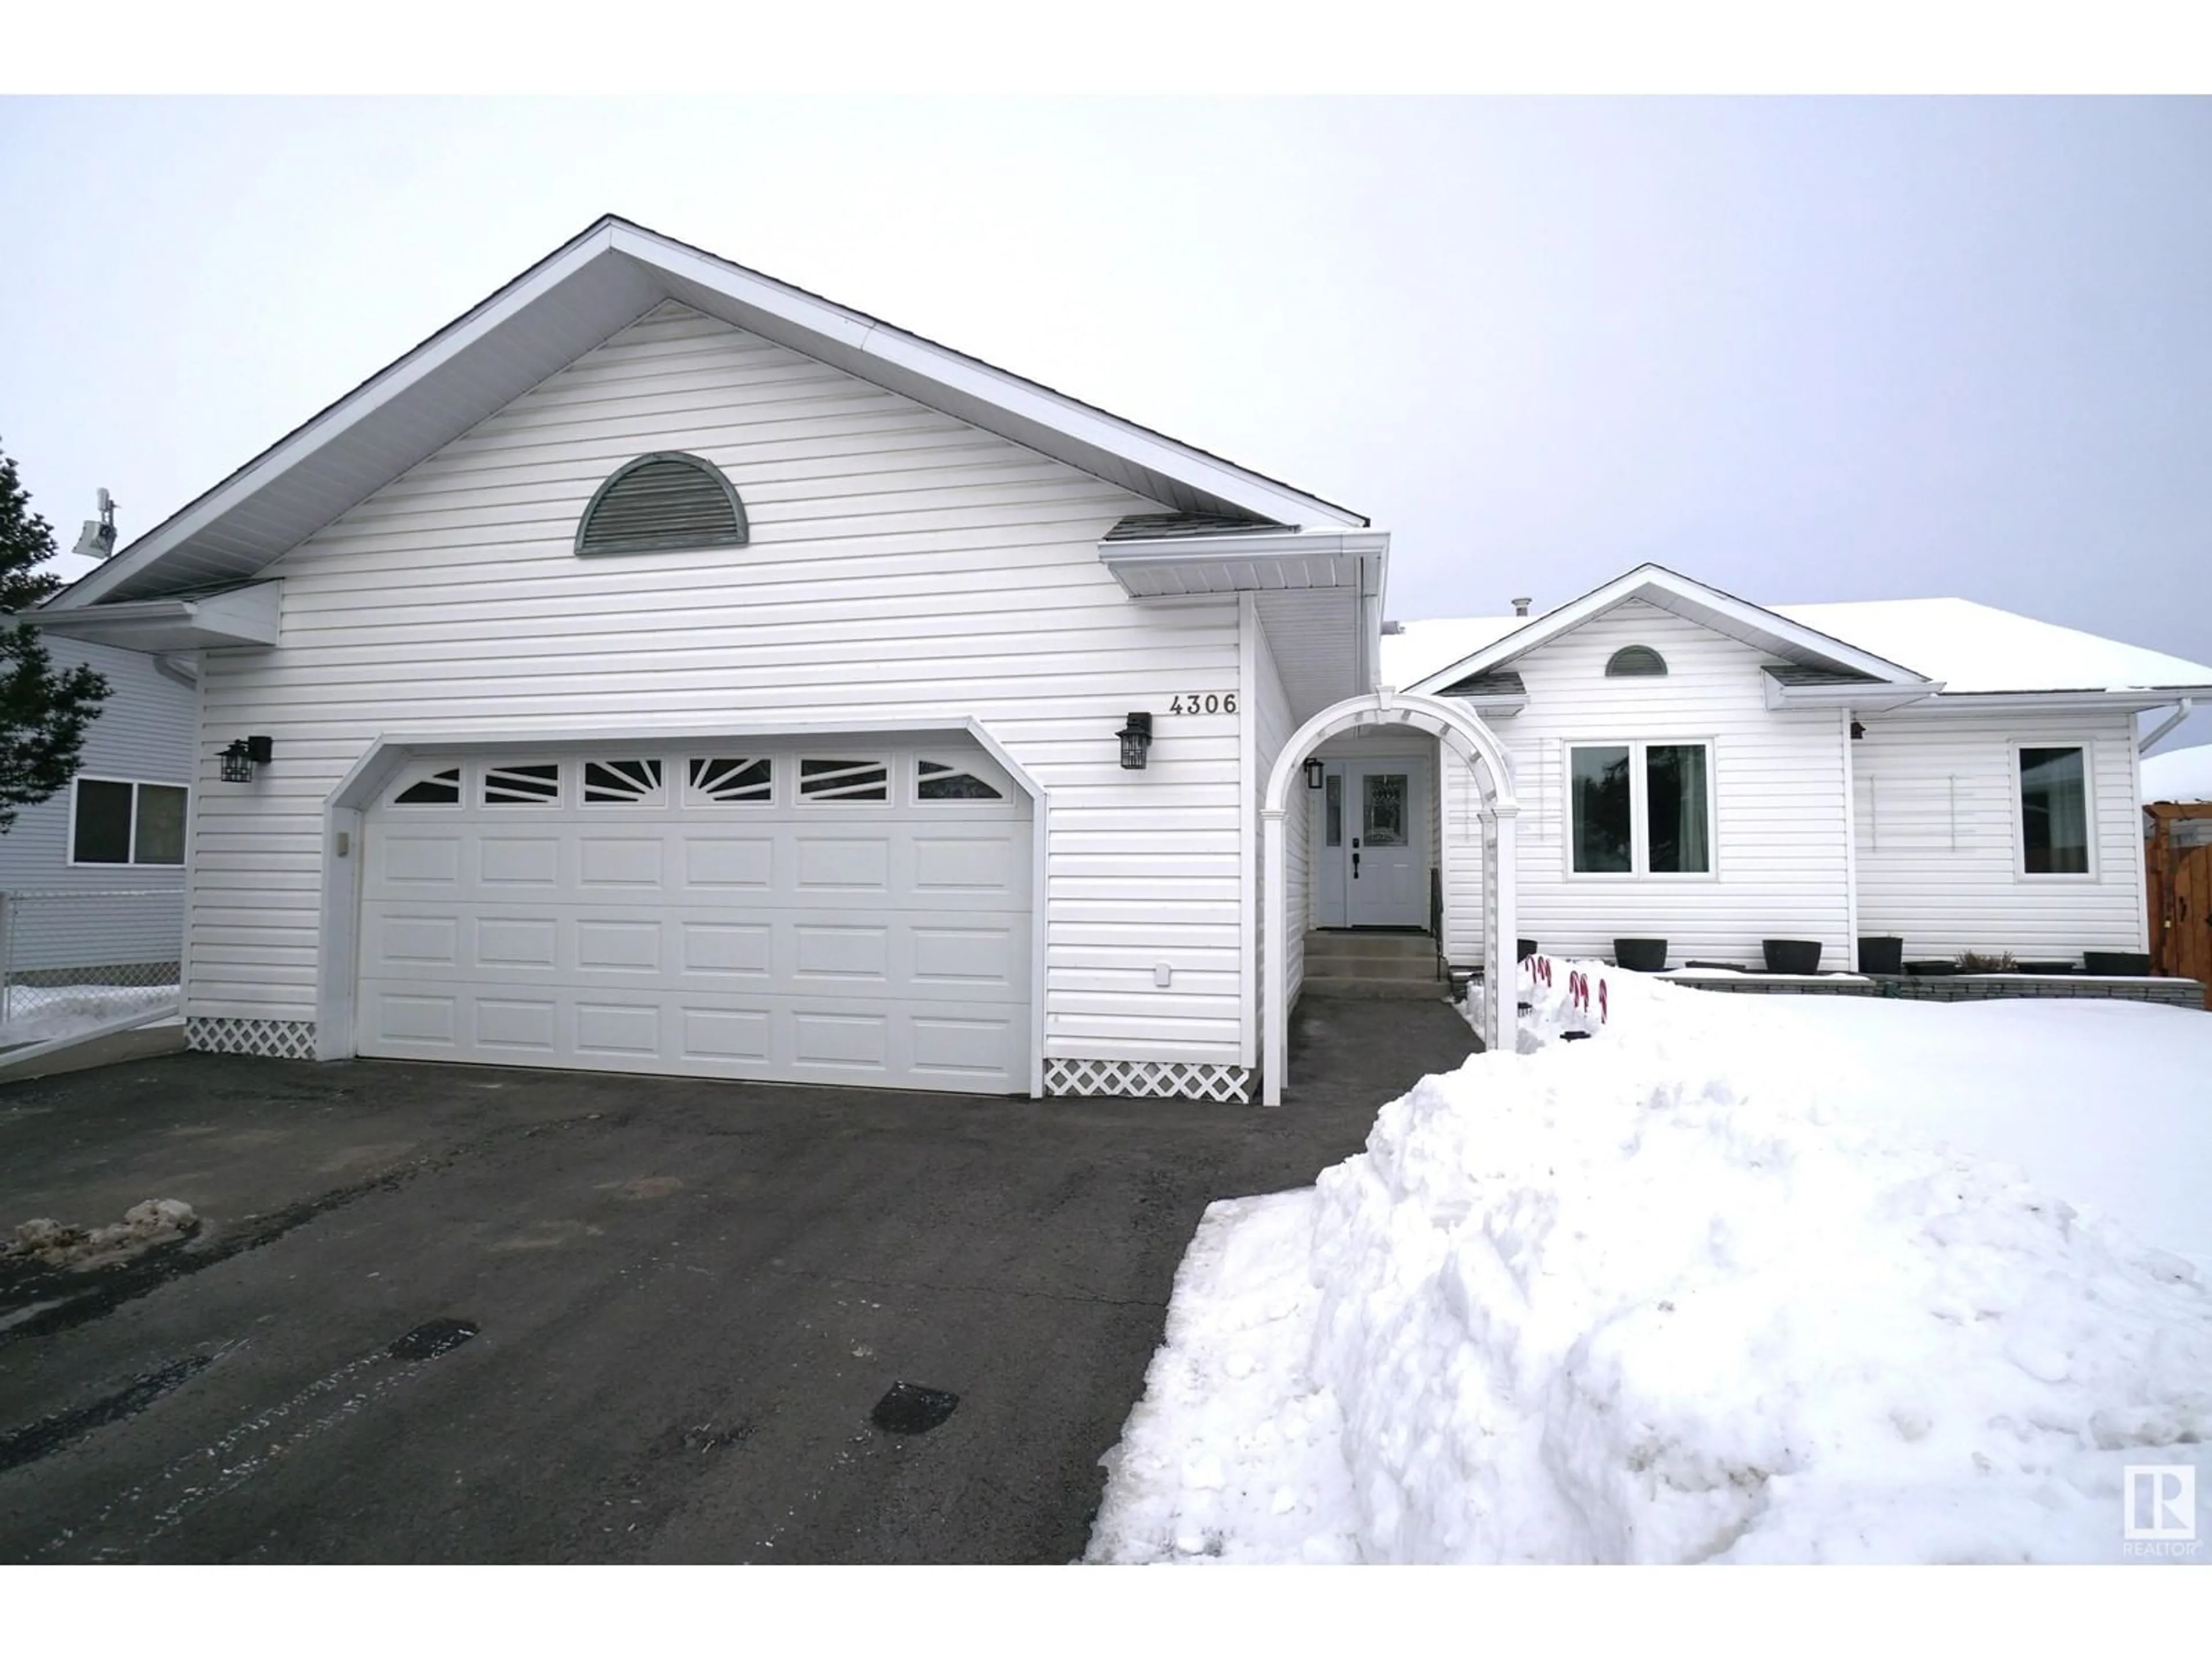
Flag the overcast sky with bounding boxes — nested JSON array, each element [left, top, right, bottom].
[[4, 96, 2207, 746]]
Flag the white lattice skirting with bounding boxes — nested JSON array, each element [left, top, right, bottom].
[[186, 1017, 318, 1060], [1044, 1058, 1253, 1103]]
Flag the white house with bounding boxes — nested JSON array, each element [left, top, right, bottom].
[[35, 215, 1522, 1105], [0, 626, 196, 984], [1380, 564, 2212, 982], [35, 218, 2198, 1108]]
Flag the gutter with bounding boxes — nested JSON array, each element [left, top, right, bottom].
[[2139, 697, 2195, 755]]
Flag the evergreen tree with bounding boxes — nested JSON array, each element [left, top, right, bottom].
[[1, 441, 109, 833]]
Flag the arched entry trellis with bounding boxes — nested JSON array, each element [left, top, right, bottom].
[[1261, 688, 1520, 1105]]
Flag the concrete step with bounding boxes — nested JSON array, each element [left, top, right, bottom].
[[1298, 976, 1455, 1001], [1302, 953, 1439, 982], [1302, 931, 1435, 964]]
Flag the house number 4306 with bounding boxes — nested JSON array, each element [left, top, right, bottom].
[[1168, 692, 1237, 715]]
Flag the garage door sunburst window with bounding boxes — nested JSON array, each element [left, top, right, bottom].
[[688, 757, 772, 802], [483, 764, 560, 805], [799, 758, 888, 802]]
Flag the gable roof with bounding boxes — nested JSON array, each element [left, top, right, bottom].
[[1397, 565, 1929, 695], [50, 215, 1366, 612]]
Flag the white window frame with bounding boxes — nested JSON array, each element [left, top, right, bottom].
[[67, 775, 192, 868], [2010, 740, 2099, 882], [1562, 738, 1718, 880]]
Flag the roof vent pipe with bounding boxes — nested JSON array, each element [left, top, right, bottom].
[[1511, 596, 1531, 618]]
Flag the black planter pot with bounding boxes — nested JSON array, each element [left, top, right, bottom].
[[1905, 960, 1957, 976], [1763, 938, 1823, 975], [2084, 950, 2153, 976], [1614, 937, 1668, 972], [1517, 938, 1540, 962], [1857, 935, 1904, 975]]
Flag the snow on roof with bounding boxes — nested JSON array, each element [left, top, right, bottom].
[[1772, 599, 2212, 695], [2143, 742, 2212, 805], [1380, 615, 1523, 690]]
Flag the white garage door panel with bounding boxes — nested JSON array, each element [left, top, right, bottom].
[[358, 741, 1031, 1094], [360, 986, 1023, 1088], [358, 907, 1025, 1003]]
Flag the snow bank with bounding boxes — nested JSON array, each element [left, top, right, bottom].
[[1089, 964, 2212, 1565], [0, 982, 178, 1049], [2143, 741, 2212, 805]]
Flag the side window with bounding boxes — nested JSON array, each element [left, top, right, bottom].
[[916, 759, 1003, 801], [71, 779, 188, 866], [2019, 745, 2090, 874]]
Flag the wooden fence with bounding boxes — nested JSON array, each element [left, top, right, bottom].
[[2146, 802, 2212, 1007]]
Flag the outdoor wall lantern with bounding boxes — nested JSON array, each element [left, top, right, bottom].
[[221, 734, 274, 783], [1117, 711, 1154, 770], [1850, 721, 1866, 741], [1303, 757, 1325, 789]]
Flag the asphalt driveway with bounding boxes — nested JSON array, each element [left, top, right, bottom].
[[0, 997, 1476, 1563]]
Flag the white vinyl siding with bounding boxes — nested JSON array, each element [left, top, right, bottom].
[[1251, 609, 1302, 1026], [1851, 707, 2145, 959], [0, 639, 195, 976], [1440, 603, 1853, 967], [187, 301, 1248, 1067]]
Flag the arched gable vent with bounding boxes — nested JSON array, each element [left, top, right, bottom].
[[575, 452, 749, 556], [1605, 645, 1668, 677]]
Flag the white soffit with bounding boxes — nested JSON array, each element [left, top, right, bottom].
[[28, 581, 282, 652], [1100, 530, 1388, 600], [55, 217, 1366, 611]]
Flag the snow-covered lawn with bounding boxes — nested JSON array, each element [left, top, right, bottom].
[[0, 983, 179, 1050], [1088, 967, 2212, 1565]]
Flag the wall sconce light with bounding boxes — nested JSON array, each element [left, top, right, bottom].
[[1849, 721, 1865, 741], [221, 734, 274, 782], [1117, 711, 1153, 770], [1303, 757, 1325, 789]]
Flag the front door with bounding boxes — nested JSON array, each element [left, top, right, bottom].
[[1345, 763, 1424, 927]]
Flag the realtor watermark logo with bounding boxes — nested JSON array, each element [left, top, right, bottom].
[[2123, 1465, 2199, 1557]]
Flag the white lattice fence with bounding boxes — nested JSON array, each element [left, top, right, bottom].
[[1044, 1058, 1253, 1103], [185, 1017, 317, 1060]]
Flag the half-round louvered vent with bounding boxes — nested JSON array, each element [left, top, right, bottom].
[[1605, 645, 1668, 677], [575, 452, 749, 556]]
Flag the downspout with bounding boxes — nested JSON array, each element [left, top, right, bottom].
[[2139, 698, 2194, 755]]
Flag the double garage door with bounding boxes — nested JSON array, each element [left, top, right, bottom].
[[357, 738, 1032, 1094]]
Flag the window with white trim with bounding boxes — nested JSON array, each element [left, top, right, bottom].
[[71, 778, 188, 865], [2017, 744, 2092, 874], [1569, 742, 1711, 874]]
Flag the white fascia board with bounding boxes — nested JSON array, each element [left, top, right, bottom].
[[27, 582, 282, 650], [1407, 565, 1930, 695], [1762, 679, 1942, 713], [621, 226, 1369, 532], [1895, 687, 2212, 714], [52, 232, 622, 612]]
